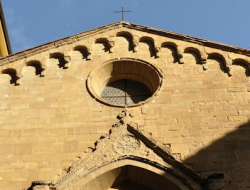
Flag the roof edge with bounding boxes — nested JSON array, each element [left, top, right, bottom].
[[1, 21, 250, 63], [121, 21, 250, 55]]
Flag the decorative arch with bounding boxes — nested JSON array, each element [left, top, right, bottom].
[[139, 36, 157, 57], [183, 47, 207, 70], [26, 60, 46, 77], [161, 42, 179, 60], [73, 45, 92, 60], [232, 58, 250, 77], [207, 53, 229, 75], [116, 31, 133, 37], [50, 52, 69, 69], [116, 31, 134, 52], [184, 47, 207, 65], [95, 38, 111, 53], [161, 41, 178, 49], [1, 68, 20, 85]]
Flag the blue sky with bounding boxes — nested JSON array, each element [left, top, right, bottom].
[[2, 0, 250, 53]]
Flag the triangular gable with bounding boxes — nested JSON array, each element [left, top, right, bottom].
[[31, 109, 208, 190]]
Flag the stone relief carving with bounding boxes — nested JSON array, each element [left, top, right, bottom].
[[32, 109, 223, 190], [114, 135, 140, 154]]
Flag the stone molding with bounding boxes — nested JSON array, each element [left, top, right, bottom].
[[31, 109, 224, 190], [86, 58, 164, 107], [0, 21, 250, 86]]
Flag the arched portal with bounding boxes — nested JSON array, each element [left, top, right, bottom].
[[44, 113, 203, 190], [83, 165, 182, 190], [71, 160, 193, 190]]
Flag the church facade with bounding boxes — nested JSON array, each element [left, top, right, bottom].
[[0, 21, 250, 190]]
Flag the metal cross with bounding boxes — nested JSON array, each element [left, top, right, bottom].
[[114, 7, 131, 21]]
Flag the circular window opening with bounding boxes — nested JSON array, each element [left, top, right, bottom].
[[87, 58, 163, 107], [101, 79, 152, 105]]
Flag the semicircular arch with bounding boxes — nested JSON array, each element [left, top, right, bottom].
[[232, 58, 250, 77], [207, 52, 228, 73]]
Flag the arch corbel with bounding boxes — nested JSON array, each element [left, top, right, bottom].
[[222, 52, 232, 76], [176, 45, 184, 64], [200, 47, 208, 70], [16, 73, 22, 85], [37, 57, 47, 76], [85, 38, 95, 60], [86, 46, 93, 60], [154, 41, 161, 58], [195, 47, 209, 70], [132, 35, 139, 52], [108, 35, 115, 53], [40, 65, 47, 76], [227, 58, 233, 76], [64, 56, 71, 68]]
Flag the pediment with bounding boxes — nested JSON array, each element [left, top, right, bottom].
[[32, 110, 205, 190]]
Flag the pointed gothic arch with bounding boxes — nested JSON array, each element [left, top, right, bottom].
[[71, 159, 193, 190], [32, 110, 208, 190]]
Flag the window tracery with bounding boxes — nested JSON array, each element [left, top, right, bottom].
[[101, 79, 152, 105]]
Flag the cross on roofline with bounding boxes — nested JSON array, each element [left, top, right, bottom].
[[114, 7, 131, 21]]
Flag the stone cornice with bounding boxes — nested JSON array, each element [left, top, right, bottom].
[[1, 21, 250, 65]]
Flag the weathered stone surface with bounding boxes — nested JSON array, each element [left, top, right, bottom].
[[0, 21, 249, 189]]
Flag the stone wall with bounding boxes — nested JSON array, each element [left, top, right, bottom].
[[0, 22, 250, 189]]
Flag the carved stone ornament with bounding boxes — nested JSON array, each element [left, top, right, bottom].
[[31, 109, 222, 190], [114, 134, 140, 154]]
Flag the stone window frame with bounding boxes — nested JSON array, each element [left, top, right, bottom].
[[101, 79, 152, 105], [87, 58, 163, 107]]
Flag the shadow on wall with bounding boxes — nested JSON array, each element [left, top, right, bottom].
[[26, 120, 250, 190], [183, 120, 250, 189]]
